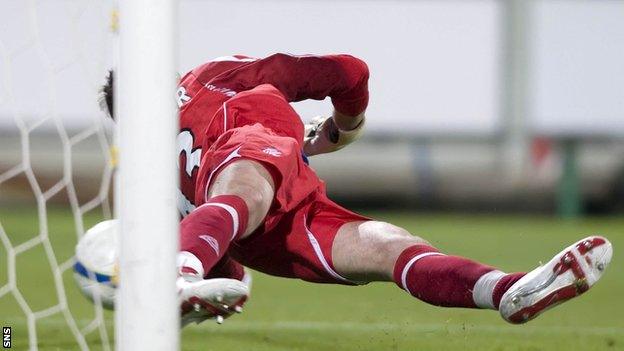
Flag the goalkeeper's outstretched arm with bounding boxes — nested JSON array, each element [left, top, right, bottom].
[[211, 53, 369, 156], [211, 53, 369, 115]]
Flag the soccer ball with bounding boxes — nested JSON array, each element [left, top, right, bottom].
[[73, 219, 119, 310]]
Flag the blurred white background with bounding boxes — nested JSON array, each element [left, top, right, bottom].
[[1, 0, 623, 213]]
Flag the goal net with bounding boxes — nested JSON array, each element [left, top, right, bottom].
[[0, 1, 178, 350]]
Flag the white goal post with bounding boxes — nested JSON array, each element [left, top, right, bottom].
[[115, 1, 179, 350]]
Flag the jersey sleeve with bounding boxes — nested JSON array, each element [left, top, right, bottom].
[[210, 53, 370, 116]]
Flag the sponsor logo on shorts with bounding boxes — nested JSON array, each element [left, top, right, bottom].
[[262, 147, 282, 157]]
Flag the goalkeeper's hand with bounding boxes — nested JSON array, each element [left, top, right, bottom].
[[303, 114, 365, 156]]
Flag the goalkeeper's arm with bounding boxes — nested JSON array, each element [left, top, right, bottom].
[[211, 53, 369, 156]]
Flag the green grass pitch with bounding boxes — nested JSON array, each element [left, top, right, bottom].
[[1, 207, 622, 350]]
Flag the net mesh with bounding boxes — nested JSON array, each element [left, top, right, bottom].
[[0, 1, 115, 349]]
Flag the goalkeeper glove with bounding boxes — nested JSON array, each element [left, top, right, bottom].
[[303, 115, 365, 156]]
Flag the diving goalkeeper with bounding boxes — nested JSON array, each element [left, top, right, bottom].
[[101, 53, 612, 326]]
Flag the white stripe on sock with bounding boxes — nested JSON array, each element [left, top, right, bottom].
[[400, 252, 445, 295], [472, 270, 506, 309], [197, 202, 240, 240]]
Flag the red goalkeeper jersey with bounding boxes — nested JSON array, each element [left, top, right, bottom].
[[176, 53, 369, 216]]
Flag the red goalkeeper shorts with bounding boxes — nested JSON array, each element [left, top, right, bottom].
[[194, 123, 369, 285]]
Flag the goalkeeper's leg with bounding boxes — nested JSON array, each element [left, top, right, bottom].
[[177, 160, 274, 325], [331, 221, 612, 323], [178, 160, 274, 278]]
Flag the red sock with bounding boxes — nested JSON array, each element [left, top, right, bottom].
[[206, 255, 245, 281], [180, 195, 248, 275], [393, 244, 512, 308]]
